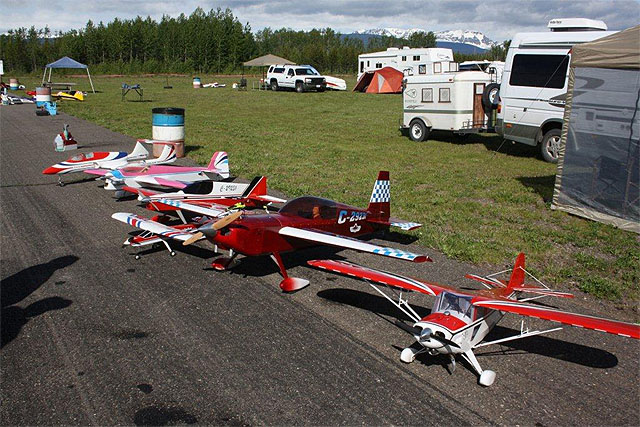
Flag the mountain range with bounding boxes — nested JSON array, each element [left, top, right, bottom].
[[344, 28, 499, 54]]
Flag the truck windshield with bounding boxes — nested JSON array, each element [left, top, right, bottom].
[[295, 68, 318, 76]]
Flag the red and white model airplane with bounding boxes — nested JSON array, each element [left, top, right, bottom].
[[113, 171, 429, 291], [86, 151, 229, 194], [308, 253, 640, 386], [43, 141, 176, 185]]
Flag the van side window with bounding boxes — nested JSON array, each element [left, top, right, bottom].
[[509, 54, 569, 89], [273, 67, 285, 73], [287, 69, 294, 77], [439, 87, 450, 103], [421, 88, 433, 103]]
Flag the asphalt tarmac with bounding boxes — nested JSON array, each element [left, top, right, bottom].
[[1, 103, 638, 425]]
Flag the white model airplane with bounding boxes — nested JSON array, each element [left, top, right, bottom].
[[309, 253, 640, 386]]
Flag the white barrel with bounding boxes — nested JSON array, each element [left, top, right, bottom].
[[152, 107, 185, 158]]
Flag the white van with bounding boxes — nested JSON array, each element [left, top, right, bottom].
[[496, 18, 615, 162], [402, 70, 499, 141]]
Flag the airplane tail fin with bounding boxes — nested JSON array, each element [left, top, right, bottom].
[[367, 171, 390, 220], [129, 142, 149, 160], [241, 176, 267, 198], [507, 253, 526, 289], [154, 144, 177, 163], [208, 151, 229, 178]]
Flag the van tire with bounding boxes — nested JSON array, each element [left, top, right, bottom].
[[271, 80, 278, 91], [541, 128, 562, 163], [482, 83, 500, 113], [295, 81, 304, 93], [409, 119, 429, 142]]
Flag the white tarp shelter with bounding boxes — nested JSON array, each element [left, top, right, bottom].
[[551, 25, 640, 233], [42, 56, 95, 93]]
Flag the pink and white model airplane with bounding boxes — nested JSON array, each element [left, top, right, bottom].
[[87, 151, 229, 194], [43, 142, 176, 186], [308, 253, 640, 386]]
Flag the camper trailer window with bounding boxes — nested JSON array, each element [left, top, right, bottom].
[[375, 63, 382, 68], [510, 54, 569, 89], [450, 62, 458, 72], [434, 62, 442, 73], [422, 88, 433, 103], [419, 65, 426, 75], [402, 56, 407, 61], [413, 55, 420, 61], [360, 62, 364, 72], [439, 88, 450, 103]]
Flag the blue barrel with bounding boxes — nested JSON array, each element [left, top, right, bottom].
[[9, 78, 19, 90], [152, 107, 185, 157], [193, 77, 201, 88]]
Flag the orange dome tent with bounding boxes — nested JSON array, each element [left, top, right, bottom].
[[353, 67, 404, 93]]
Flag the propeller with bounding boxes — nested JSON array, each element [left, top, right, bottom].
[[183, 210, 242, 246], [394, 319, 460, 349]]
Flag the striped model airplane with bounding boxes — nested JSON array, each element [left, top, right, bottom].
[[43, 141, 176, 186], [113, 171, 429, 292], [308, 253, 640, 386]]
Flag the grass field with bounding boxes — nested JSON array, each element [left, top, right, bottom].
[[17, 74, 639, 305]]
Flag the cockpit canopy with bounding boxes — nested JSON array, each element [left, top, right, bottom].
[[182, 180, 214, 194], [70, 152, 94, 161], [279, 196, 339, 220], [433, 291, 474, 320]]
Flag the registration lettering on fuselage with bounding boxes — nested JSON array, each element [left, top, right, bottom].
[[337, 210, 366, 224]]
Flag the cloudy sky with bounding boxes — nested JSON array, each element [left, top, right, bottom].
[[2, 0, 638, 41]]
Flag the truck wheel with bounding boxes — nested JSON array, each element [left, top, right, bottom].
[[317, 86, 325, 92], [409, 119, 429, 142], [271, 80, 278, 91], [296, 81, 304, 93], [541, 128, 562, 163]]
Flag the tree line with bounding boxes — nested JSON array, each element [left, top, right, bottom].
[[0, 7, 505, 75]]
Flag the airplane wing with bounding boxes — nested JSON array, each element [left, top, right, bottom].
[[83, 168, 110, 177], [473, 298, 640, 339], [153, 198, 228, 218], [134, 176, 189, 189], [111, 213, 198, 242], [278, 227, 429, 263], [307, 259, 452, 295]]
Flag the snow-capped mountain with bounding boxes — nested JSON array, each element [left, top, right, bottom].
[[354, 28, 496, 50]]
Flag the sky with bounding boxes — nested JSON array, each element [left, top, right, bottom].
[[2, 0, 639, 42]]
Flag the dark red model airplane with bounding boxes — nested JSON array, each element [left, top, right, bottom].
[[113, 171, 430, 291]]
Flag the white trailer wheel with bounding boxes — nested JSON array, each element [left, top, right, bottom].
[[409, 119, 429, 142]]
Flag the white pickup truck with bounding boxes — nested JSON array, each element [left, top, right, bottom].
[[267, 64, 327, 92]]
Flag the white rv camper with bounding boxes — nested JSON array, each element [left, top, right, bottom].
[[496, 18, 615, 162], [357, 47, 455, 80], [401, 70, 499, 141]]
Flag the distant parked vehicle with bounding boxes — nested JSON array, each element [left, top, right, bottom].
[[401, 69, 500, 141], [357, 47, 455, 81], [266, 64, 327, 93], [496, 18, 615, 163]]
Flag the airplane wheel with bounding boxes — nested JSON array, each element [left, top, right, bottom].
[[479, 370, 496, 387], [170, 251, 176, 257], [400, 347, 418, 363], [135, 254, 141, 260], [58, 182, 65, 187]]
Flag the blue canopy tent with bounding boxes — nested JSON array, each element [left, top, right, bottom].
[[42, 56, 95, 93]]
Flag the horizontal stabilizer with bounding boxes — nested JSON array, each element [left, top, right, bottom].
[[111, 213, 197, 242], [154, 198, 227, 218], [367, 217, 422, 231], [280, 227, 430, 263], [511, 287, 574, 298]]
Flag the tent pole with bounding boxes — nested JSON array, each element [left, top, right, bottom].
[[48, 67, 52, 83], [86, 68, 95, 93], [42, 67, 47, 85]]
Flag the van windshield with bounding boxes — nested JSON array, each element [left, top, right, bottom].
[[295, 68, 318, 76]]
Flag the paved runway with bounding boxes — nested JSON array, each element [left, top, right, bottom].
[[1, 104, 638, 425]]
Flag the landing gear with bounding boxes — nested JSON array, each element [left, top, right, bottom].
[[58, 176, 65, 187], [211, 249, 239, 271], [400, 346, 426, 363], [461, 349, 496, 387], [271, 252, 309, 292]]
